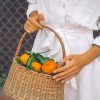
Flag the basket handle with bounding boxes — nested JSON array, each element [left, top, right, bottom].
[[15, 25, 66, 59]]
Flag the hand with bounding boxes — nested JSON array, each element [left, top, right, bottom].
[[0, 95, 14, 100], [53, 45, 100, 83], [24, 12, 45, 33], [53, 54, 89, 83]]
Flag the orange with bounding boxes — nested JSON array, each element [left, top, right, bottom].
[[32, 62, 42, 72], [20, 53, 30, 65], [41, 60, 58, 75]]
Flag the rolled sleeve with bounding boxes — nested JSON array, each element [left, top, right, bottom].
[[26, 0, 38, 18], [93, 16, 100, 46], [93, 36, 100, 46]]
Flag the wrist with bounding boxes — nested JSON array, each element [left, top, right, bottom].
[[92, 45, 100, 56], [85, 45, 100, 58], [82, 45, 100, 65]]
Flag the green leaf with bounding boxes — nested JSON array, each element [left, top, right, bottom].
[[26, 55, 34, 69], [25, 50, 35, 55], [40, 58, 50, 64], [29, 65, 34, 70], [16, 57, 22, 65], [25, 50, 31, 55], [33, 53, 51, 64]]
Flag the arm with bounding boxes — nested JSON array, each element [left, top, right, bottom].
[[24, 0, 45, 33], [82, 44, 100, 65], [53, 42, 100, 83], [79, 38, 100, 66]]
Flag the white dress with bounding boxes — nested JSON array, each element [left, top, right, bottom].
[[27, 0, 100, 100]]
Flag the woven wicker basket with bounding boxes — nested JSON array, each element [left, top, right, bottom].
[[3, 25, 66, 100]]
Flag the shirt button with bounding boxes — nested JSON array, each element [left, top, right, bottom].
[[62, 4, 66, 9]]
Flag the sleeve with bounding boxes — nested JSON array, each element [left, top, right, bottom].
[[93, 36, 100, 46], [26, 0, 38, 18], [93, 18, 100, 47]]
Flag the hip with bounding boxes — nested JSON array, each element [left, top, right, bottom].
[[54, 28, 94, 54]]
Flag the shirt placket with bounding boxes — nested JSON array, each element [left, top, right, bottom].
[[59, 0, 68, 27]]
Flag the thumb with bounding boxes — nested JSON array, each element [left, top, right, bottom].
[[62, 55, 73, 62], [38, 13, 45, 24]]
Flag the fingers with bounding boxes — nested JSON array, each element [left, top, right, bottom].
[[24, 20, 38, 33], [53, 65, 74, 79], [24, 13, 45, 33], [62, 55, 73, 62], [53, 62, 72, 74], [29, 16, 43, 29], [55, 74, 75, 83], [38, 13, 45, 24], [61, 74, 77, 83], [54, 70, 77, 82]]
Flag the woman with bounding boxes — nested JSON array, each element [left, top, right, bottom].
[[24, 0, 100, 100]]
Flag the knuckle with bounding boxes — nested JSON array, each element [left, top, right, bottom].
[[59, 74, 63, 77], [34, 16, 39, 20], [29, 18, 34, 22], [60, 68, 64, 71], [64, 66, 68, 69]]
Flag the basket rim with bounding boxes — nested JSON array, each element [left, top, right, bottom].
[[13, 57, 53, 78], [15, 26, 66, 61]]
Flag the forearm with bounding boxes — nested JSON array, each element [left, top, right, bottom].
[[82, 45, 100, 65], [92, 45, 100, 56]]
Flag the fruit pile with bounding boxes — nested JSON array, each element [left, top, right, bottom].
[[16, 51, 61, 75]]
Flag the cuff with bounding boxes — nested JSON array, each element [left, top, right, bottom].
[[26, 2, 38, 18], [93, 36, 100, 46]]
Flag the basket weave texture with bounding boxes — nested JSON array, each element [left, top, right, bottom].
[[3, 25, 66, 100]]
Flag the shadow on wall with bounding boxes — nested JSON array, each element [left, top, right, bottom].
[[0, 0, 37, 75]]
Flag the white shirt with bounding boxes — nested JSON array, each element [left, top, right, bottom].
[[27, 0, 100, 46], [26, 1, 100, 100]]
